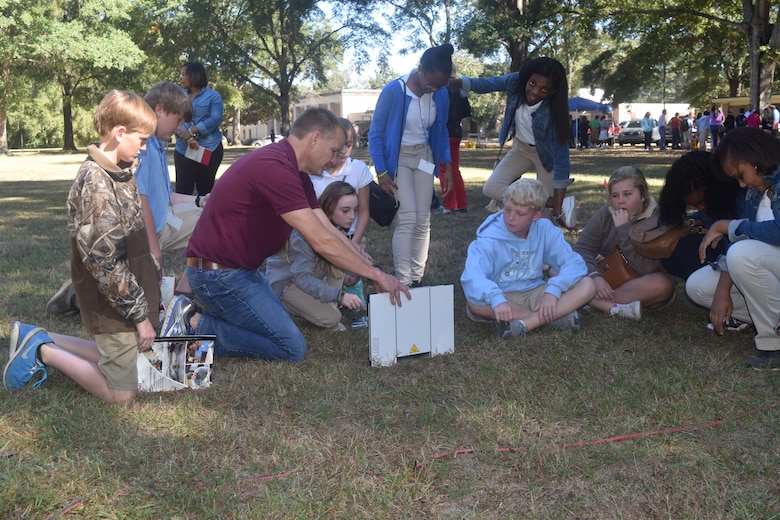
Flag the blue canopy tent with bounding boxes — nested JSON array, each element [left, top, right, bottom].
[[568, 97, 613, 112], [569, 98, 615, 148]]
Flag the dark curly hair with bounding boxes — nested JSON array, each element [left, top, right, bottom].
[[514, 57, 570, 144], [658, 150, 739, 225]]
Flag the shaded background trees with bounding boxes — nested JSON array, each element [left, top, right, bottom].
[[1, 0, 778, 152]]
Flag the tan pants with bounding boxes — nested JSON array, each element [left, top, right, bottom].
[[279, 258, 344, 329], [483, 138, 553, 202], [158, 203, 201, 252], [393, 143, 434, 286], [466, 285, 548, 322]]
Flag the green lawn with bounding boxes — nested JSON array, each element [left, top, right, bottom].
[[1, 146, 778, 519]]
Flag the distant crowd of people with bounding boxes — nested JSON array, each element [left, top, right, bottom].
[[571, 103, 780, 152]]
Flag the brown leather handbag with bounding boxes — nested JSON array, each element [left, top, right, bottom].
[[629, 215, 708, 259], [597, 247, 640, 289]]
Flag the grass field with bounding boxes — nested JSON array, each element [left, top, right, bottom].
[[1, 145, 779, 519]]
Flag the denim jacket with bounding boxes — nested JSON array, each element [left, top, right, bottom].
[[175, 87, 224, 154], [460, 73, 571, 189], [728, 164, 780, 246]]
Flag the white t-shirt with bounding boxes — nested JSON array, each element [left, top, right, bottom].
[[514, 102, 542, 145], [757, 191, 774, 222], [309, 157, 373, 235]]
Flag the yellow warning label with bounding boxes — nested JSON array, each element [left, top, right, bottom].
[[410, 344, 419, 353]]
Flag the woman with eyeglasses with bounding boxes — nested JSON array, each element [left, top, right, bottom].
[[450, 57, 574, 229], [686, 128, 780, 369], [368, 44, 454, 288]]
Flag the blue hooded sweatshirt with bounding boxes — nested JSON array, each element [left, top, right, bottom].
[[461, 211, 587, 309]]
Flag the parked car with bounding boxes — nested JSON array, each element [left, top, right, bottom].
[[617, 119, 661, 146], [251, 136, 275, 147]]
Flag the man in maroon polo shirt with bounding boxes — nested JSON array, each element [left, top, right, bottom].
[[172, 108, 410, 361]]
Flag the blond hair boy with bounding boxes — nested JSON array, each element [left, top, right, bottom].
[[460, 178, 596, 338]]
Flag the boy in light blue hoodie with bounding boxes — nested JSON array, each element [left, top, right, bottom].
[[461, 178, 596, 339]]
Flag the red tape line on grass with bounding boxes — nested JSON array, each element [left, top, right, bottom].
[[414, 400, 780, 469], [48, 401, 779, 516]]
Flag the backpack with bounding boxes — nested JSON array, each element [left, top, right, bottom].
[[680, 118, 689, 132], [736, 114, 747, 127]]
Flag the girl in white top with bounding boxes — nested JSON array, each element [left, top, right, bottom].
[[309, 118, 372, 244]]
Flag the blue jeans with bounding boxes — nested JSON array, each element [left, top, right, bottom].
[[185, 266, 306, 361], [711, 125, 721, 148]]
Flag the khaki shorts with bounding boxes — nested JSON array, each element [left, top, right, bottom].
[[466, 284, 548, 322], [94, 331, 138, 391]]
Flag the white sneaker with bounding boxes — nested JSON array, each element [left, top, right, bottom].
[[610, 301, 641, 320], [562, 195, 576, 228]]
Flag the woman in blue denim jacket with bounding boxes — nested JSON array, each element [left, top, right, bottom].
[[451, 57, 573, 229], [174, 62, 224, 196], [686, 128, 780, 369]]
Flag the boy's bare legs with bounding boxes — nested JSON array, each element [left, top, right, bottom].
[[38, 341, 135, 403], [47, 333, 100, 363], [467, 277, 596, 331]]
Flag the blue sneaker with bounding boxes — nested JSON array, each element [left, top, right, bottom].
[[160, 295, 196, 338], [4, 326, 52, 390], [351, 316, 368, 329], [9, 322, 37, 357]]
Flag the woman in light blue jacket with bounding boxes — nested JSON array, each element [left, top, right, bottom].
[[641, 112, 655, 151], [451, 57, 573, 229], [368, 44, 453, 287]]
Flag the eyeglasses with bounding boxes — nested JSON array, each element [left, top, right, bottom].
[[422, 71, 449, 90]]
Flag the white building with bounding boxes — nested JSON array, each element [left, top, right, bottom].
[[291, 89, 380, 123], [231, 89, 381, 145]]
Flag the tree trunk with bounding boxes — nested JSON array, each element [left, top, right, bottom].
[[280, 91, 291, 137], [0, 59, 9, 155], [0, 110, 7, 156], [62, 92, 77, 151], [509, 40, 528, 72], [232, 105, 241, 146], [745, 0, 772, 110]]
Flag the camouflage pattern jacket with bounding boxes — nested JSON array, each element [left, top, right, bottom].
[[67, 144, 160, 334]]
